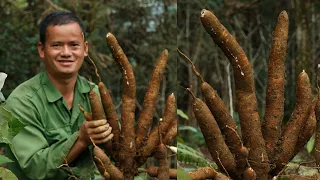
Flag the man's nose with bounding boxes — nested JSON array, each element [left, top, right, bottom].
[[60, 45, 72, 57]]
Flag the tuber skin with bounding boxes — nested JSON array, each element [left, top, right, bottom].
[[93, 145, 124, 180], [138, 94, 176, 166], [294, 100, 316, 155], [135, 49, 169, 150], [242, 167, 256, 180], [87, 83, 114, 154], [77, 105, 113, 146], [88, 54, 121, 163], [98, 82, 120, 158], [188, 167, 231, 180], [274, 71, 312, 174], [88, 85, 105, 121], [189, 89, 237, 179], [106, 32, 136, 179], [79, 104, 92, 121], [201, 82, 249, 175], [200, 9, 269, 179], [94, 156, 110, 180], [153, 143, 170, 180], [178, 48, 250, 176], [262, 10, 288, 161], [81, 87, 113, 153], [143, 166, 177, 179], [163, 119, 177, 146]]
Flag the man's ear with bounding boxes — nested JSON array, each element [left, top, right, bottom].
[[84, 41, 88, 56], [38, 42, 45, 58]]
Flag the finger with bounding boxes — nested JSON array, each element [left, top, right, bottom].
[[86, 119, 107, 128], [87, 123, 110, 135], [95, 133, 114, 144], [91, 127, 113, 140]]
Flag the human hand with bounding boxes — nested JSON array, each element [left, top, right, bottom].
[[78, 119, 113, 147]]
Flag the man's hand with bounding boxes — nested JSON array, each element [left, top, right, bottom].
[[78, 119, 113, 147], [67, 119, 112, 163]]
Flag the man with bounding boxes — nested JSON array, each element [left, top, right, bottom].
[[5, 12, 113, 179]]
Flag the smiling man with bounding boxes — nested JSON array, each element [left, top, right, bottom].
[[5, 12, 113, 179]]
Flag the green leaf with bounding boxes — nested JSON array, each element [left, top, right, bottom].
[[0, 137, 10, 145], [306, 134, 315, 153], [0, 107, 25, 141], [177, 109, 188, 120], [0, 92, 5, 102], [0, 107, 12, 124], [0, 167, 18, 180], [179, 125, 197, 132], [7, 117, 24, 139], [134, 172, 147, 180], [0, 107, 24, 160], [177, 168, 192, 180], [176, 136, 184, 143], [0, 114, 9, 144], [0, 155, 13, 165], [177, 142, 217, 168], [0, 73, 7, 92]]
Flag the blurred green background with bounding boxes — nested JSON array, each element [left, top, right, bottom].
[[2, 0, 320, 175]]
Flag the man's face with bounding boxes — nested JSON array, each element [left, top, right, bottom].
[[38, 22, 88, 79]]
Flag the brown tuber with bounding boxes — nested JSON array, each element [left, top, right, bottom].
[[262, 10, 288, 161], [188, 167, 231, 180], [135, 49, 169, 150], [106, 32, 136, 179], [188, 88, 237, 178], [93, 145, 124, 180], [200, 9, 269, 179], [274, 71, 312, 174]]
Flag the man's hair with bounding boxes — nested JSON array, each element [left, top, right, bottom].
[[39, 12, 86, 46]]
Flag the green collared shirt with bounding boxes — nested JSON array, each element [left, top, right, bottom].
[[5, 70, 98, 179]]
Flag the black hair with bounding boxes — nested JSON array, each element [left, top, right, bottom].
[[39, 12, 86, 46]]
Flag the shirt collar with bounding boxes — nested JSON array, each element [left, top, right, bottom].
[[75, 75, 91, 94], [41, 70, 91, 103]]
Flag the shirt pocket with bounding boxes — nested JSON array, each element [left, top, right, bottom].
[[46, 125, 71, 145]]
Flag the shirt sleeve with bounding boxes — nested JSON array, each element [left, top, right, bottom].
[[6, 96, 79, 179]]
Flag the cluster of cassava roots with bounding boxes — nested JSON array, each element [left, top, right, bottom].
[[177, 9, 320, 180], [64, 8, 320, 180], [76, 33, 178, 180]]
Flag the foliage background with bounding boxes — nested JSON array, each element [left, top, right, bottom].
[[2, 0, 320, 175]]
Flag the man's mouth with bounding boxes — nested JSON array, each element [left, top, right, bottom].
[[58, 60, 74, 62], [58, 60, 74, 66]]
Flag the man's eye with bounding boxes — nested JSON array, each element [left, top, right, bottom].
[[52, 44, 60, 47], [72, 44, 80, 46]]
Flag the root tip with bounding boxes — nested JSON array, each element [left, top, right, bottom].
[[200, 9, 207, 17], [280, 10, 288, 19], [163, 49, 168, 55], [106, 32, 112, 38], [169, 93, 175, 100]]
